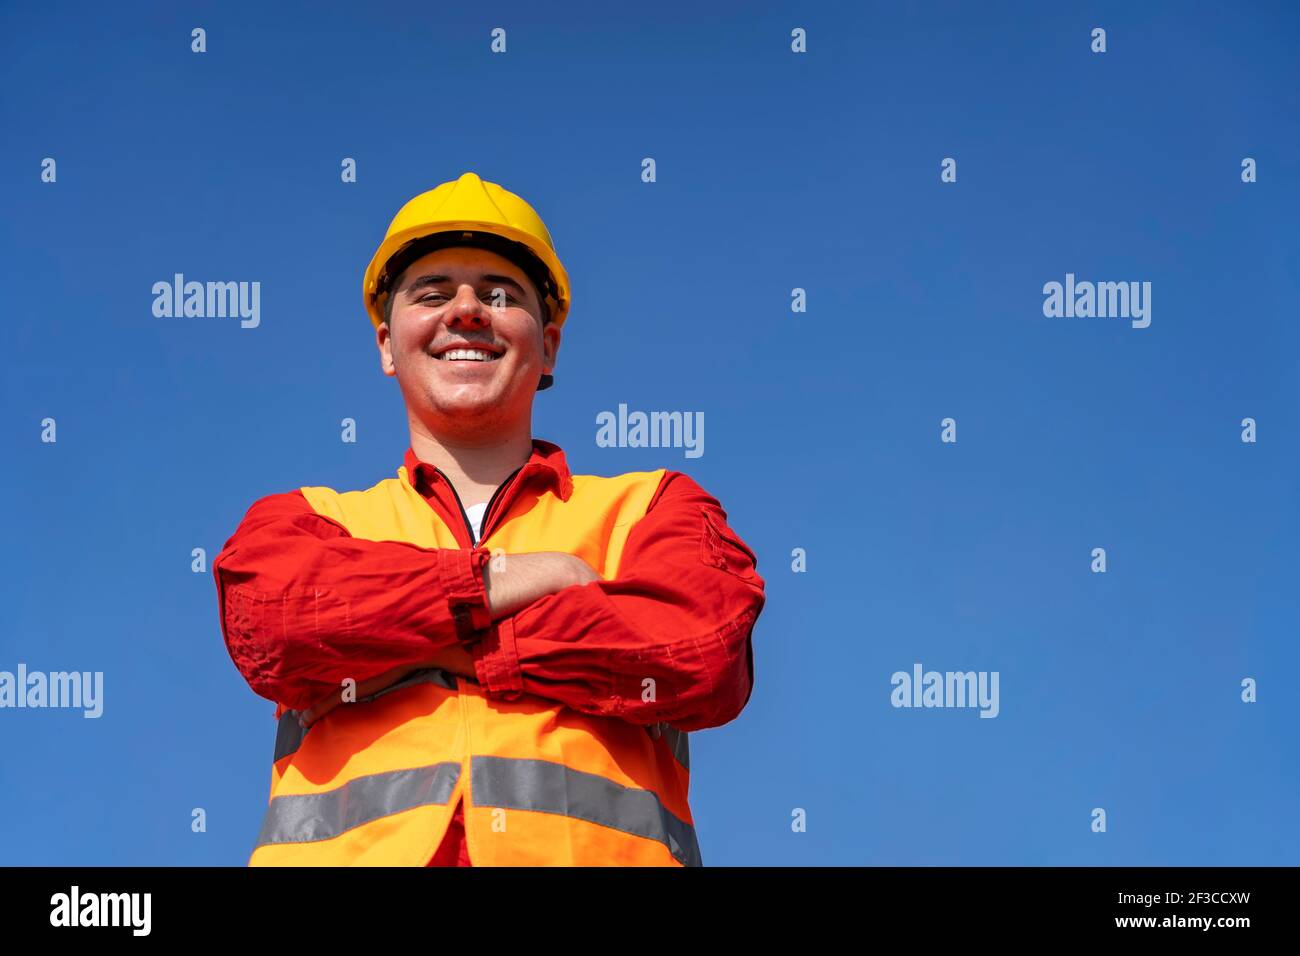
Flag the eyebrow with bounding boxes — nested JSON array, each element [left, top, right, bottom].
[[399, 273, 528, 299]]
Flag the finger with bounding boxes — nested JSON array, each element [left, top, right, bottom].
[[300, 698, 332, 727], [304, 666, 419, 726], [303, 678, 369, 726]]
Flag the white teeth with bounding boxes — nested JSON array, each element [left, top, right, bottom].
[[438, 348, 498, 362]]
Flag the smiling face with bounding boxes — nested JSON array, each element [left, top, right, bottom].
[[377, 245, 561, 443]]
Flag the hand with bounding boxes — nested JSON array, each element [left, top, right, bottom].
[[299, 660, 441, 727], [484, 551, 601, 619], [560, 553, 601, 587]]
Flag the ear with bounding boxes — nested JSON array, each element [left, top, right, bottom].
[[541, 321, 561, 375], [377, 319, 397, 377]]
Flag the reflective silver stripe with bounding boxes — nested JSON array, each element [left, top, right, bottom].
[[662, 726, 690, 771], [255, 762, 461, 847], [271, 668, 458, 764], [471, 756, 702, 867]]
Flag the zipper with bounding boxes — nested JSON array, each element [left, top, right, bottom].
[[431, 464, 526, 548], [433, 468, 478, 548], [480, 465, 525, 543]]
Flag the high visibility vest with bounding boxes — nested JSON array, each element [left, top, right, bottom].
[[248, 464, 701, 867]]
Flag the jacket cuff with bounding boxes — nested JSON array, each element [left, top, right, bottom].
[[472, 615, 523, 700], [439, 547, 493, 645]]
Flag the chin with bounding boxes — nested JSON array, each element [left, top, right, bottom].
[[427, 388, 515, 422], [431, 393, 495, 416]]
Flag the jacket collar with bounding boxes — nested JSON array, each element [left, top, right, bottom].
[[401, 438, 574, 502]]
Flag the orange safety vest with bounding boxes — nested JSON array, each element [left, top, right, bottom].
[[248, 463, 700, 866]]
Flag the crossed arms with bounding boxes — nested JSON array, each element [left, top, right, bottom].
[[212, 472, 765, 733]]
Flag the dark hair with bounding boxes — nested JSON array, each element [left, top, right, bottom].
[[379, 230, 555, 328]]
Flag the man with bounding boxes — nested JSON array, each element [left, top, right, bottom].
[[212, 171, 765, 867]]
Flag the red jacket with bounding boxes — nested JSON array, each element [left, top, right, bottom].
[[213, 440, 765, 733]]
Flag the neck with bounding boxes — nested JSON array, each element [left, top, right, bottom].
[[409, 421, 535, 507]]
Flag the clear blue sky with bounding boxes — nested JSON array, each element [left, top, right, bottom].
[[1, 1, 1297, 865]]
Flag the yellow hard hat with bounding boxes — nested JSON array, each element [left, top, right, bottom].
[[363, 171, 571, 330]]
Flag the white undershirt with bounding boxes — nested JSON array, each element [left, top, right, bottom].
[[464, 502, 488, 545]]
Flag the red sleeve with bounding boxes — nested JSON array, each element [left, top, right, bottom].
[[213, 490, 492, 711], [470, 473, 765, 732]]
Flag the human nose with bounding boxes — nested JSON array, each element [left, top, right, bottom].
[[445, 284, 491, 329]]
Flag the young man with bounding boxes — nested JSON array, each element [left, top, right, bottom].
[[212, 171, 765, 867]]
